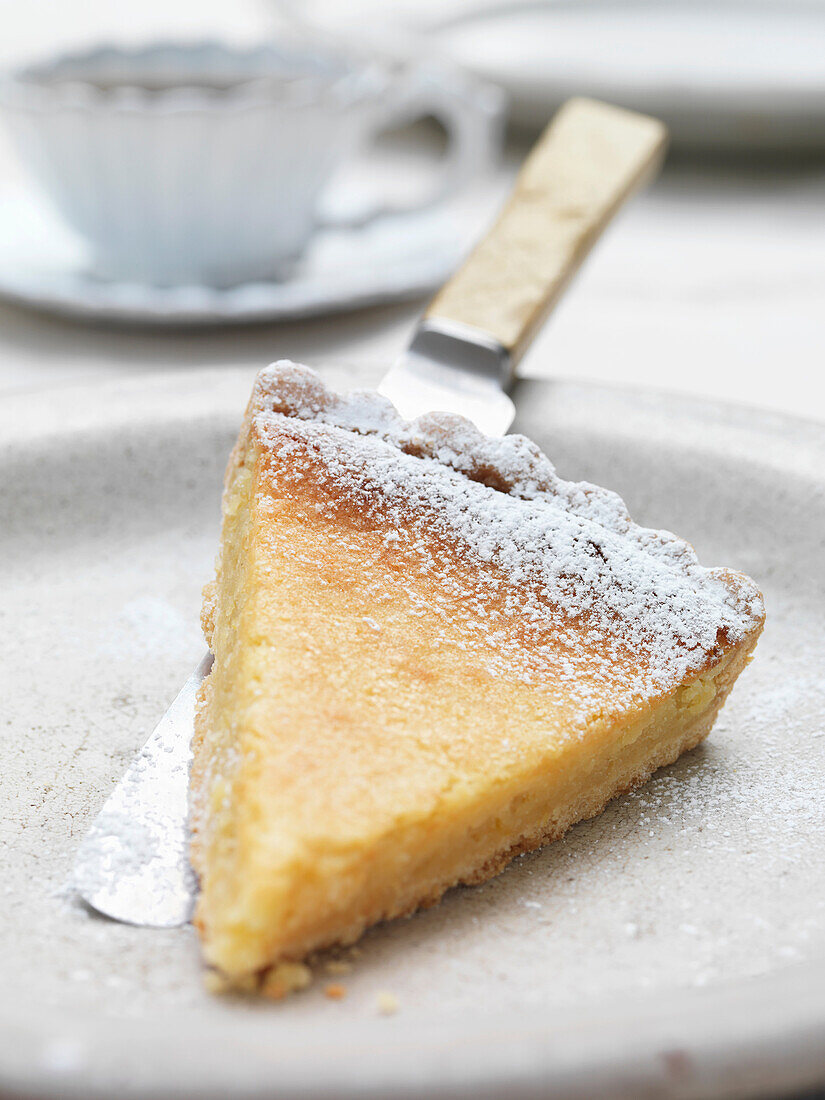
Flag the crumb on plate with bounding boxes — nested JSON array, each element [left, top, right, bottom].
[[262, 962, 312, 1000], [377, 992, 399, 1015]]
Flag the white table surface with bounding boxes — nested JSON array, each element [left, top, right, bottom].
[[0, 0, 823, 429]]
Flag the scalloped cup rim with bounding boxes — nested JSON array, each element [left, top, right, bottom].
[[0, 38, 386, 115]]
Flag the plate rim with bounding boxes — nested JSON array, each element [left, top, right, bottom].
[[3, 362, 825, 462]]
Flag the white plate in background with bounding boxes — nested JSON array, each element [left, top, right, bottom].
[[306, 0, 825, 150]]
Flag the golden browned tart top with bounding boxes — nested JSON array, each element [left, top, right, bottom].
[[231, 361, 764, 723]]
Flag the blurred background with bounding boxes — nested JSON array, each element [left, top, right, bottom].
[[0, 0, 823, 422]]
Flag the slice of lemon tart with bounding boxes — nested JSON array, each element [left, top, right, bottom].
[[190, 361, 764, 988]]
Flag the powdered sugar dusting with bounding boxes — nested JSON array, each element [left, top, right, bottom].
[[248, 361, 764, 706]]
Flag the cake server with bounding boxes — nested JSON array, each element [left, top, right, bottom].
[[74, 97, 667, 928]]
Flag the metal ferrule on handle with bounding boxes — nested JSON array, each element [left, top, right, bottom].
[[408, 318, 513, 389]]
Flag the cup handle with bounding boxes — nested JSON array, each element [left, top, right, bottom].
[[317, 64, 504, 228]]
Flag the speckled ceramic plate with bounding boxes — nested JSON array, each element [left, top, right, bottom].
[[1, 365, 824, 1100]]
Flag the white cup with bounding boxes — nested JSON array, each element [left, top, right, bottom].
[[0, 40, 503, 287]]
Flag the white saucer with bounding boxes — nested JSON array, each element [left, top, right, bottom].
[[0, 185, 478, 326]]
